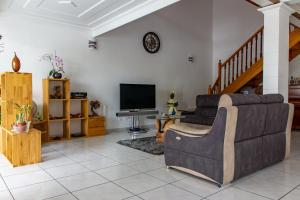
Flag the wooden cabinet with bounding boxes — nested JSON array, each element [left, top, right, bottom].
[[88, 116, 105, 136], [289, 85, 300, 129], [0, 72, 41, 167], [1, 128, 41, 167], [1, 73, 32, 130]]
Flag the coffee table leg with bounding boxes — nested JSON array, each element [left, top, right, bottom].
[[156, 119, 175, 143], [156, 119, 163, 143]]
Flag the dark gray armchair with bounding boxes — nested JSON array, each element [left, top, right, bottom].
[[181, 95, 220, 126], [165, 94, 294, 186]]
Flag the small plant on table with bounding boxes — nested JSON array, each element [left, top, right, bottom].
[[12, 104, 32, 133]]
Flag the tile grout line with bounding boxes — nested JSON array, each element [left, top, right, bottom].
[[278, 183, 300, 200], [39, 152, 140, 200], [232, 185, 275, 200], [0, 174, 16, 200], [39, 163, 80, 200]]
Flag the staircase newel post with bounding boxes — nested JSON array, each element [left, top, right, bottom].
[[208, 85, 212, 95], [218, 60, 222, 94]]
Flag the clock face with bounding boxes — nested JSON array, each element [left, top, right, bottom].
[[143, 32, 160, 54]]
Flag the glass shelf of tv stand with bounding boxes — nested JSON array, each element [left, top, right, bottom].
[[147, 114, 185, 121]]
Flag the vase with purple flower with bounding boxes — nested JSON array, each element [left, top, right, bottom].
[[40, 51, 65, 79]]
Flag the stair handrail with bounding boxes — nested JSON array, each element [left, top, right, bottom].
[[209, 23, 299, 95], [209, 26, 264, 94], [290, 23, 300, 32]]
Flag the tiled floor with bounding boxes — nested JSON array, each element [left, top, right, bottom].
[[1, 130, 300, 200]]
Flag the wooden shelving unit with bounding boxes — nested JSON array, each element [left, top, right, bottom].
[[43, 78, 88, 141], [0, 72, 41, 167]]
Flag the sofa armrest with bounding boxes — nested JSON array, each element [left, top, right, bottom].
[[169, 123, 211, 137], [165, 108, 228, 159], [165, 106, 238, 185]]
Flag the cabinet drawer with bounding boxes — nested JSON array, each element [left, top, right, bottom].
[[88, 127, 105, 136], [88, 118, 105, 128]]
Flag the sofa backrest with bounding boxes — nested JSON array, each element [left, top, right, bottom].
[[218, 94, 293, 180], [218, 94, 289, 141], [195, 95, 220, 118]]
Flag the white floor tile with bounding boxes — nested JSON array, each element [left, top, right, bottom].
[[45, 163, 89, 179], [47, 193, 78, 200], [0, 165, 41, 177], [125, 197, 143, 200], [0, 190, 13, 200], [172, 176, 224, 197], [95, 165, 140, 181], [126, 159, 165, 172], [39, 152, 75, 169], [72, 182, 133, 200], [0, 177, 7, 191], [10, 180, 68, 200], [114, 173, 166, 194], [4, 170, 52, 189], [81, 157, 119, 170], [66, 151, 104, 162], [281, 188, 300, 200], [207, 187, 270, 200], [234, 175, 294, 199], [248, 168, 300, 187], [139, 184, 200, 200], [146, 168, 188, 183], [57, 172, 108, 192]]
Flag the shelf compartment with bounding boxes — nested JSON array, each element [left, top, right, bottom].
[[49, 118, 68, 122], [70, 117, 87, 120]]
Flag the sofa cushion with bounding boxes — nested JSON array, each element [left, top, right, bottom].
[[180, 115, 215, 126], [219, 94, 261, 108], [260, 94, 284, 104], [264, 103, 289, 135], [196, 95, 220, 107], [195, 107, 218, 118], [234, 104, 267, 142], [234, 137, 263, 180]]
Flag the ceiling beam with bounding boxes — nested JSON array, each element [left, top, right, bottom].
[[245, 0, 300, 19], [269, 0, 280, 3], [92, 0, 180, 37], [245, 0, 261, 7]]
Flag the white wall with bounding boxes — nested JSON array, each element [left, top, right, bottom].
[[0, 0, 212, 131], [212, 0, 263, 81]]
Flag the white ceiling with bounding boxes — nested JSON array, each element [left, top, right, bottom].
[[250, 0, 274, 7], [283, 0, 300, 13], [0, 0, 180, 37]]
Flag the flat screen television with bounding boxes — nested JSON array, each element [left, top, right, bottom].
[[120, 84, 156, 110]]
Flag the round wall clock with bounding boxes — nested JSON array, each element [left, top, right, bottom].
[[143, 32, 160, 54]]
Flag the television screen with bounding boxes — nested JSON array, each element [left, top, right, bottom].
[[120, 84, 156, 110]]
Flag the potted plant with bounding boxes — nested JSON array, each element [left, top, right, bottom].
[[12, 103, 32, 133], [40, 51, 65, 79]]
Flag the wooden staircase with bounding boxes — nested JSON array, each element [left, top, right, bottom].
[[208, 23, 300, 95]]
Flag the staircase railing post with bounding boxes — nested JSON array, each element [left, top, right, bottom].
[[208, 85, 212, 95], [218, 60, 222, 93]]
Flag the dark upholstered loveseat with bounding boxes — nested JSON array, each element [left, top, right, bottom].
[[165, 94, 294, 186], [181, 95, 220, 126]]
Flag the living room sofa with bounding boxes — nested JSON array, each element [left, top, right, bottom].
[[181, 95, 220, 126], [164, 94, 294, 186]]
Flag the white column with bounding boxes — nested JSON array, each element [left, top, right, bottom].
[[259, 3, 294, 102]]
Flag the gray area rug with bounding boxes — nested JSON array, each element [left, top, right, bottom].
[[117, 136, 164, 155]]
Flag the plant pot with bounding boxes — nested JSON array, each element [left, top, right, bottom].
[[12, 122, 30, 133], [53, 72, 62, 79]]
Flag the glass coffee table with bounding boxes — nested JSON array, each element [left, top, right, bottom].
[[147, 114, 185, 143]]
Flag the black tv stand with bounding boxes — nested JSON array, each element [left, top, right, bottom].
[[116, 110, 159, 137]]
